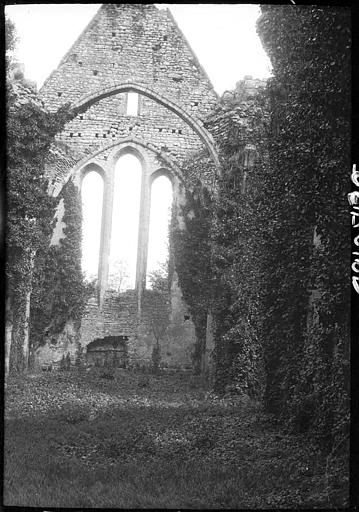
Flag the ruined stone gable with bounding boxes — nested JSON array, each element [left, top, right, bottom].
[[35, 4, 220, 370], [40, 4, 218, 185]]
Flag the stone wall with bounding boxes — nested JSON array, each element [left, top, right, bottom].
[[80, 272, 196, 369], [36, 3, 219, 370], [54, 94, 205, 166], [40, 4, 219, 191], [40, 4, 217, 117], [34, 319, 79, 369]]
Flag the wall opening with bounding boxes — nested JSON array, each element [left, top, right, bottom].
[[81, 170, 104, 282], [146, 175, 173, 289], [86, 335, 129, 367], [126, 92, 139, 116], [109, 154, 142, 291]]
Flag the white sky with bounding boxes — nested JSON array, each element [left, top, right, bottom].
[[5, 3, 272, 95], [6, 4, 272, 288]]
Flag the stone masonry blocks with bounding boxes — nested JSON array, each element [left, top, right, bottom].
[[36, 4, 218, 370]]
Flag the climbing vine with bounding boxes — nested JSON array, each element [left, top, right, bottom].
[[6, 22, 75, 371], [208, 91, 269, 397], [173, 95, 269, 387], [6, 17, 90, 372], [30, 180, 93, 351], [172, 169, 216, 374], [256, 6, 350, 446], [173, 6, 350, 452]]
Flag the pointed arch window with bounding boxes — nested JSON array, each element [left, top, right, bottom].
[[81, 170, 104, 281], [108, 154, 142, 291], [146, 174, 173, 289]]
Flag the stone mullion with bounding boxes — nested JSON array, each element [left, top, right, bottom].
[[135, 171, 151, 294], [98, 165, 115, 307]]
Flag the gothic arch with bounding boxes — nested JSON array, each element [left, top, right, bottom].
[[149, 167, 174, 185], [73, 82, 219, 167], [79, 162, 107, 184], [146, 171, 174, 288], [53, 136, 185, 197], [81, 165, 105, 280], [108, 151, 143, 291], [107, 142, 149, 176]]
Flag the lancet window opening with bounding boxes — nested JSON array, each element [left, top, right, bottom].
[[146, 173, 174, 289], [80, 154, 175, 295], [81, 169, 105, 282], [108, 153, 142, 292]]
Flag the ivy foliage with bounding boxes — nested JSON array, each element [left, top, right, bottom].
[[6, 17, 92, 371], [172, 179, 215, 374], [173, 6, 350, 451], [148, 260, 170, 293], [6, 84, 72, 297], [208, 93, 269, 398], [30, 180, 94, 349], [173, 96, 268, 386], [256, 5, 350, 445], [6, 17, 72, 298], [6, 17, 77, 371]]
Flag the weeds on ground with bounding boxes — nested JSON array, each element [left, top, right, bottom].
[[4, 368, 349, 508]]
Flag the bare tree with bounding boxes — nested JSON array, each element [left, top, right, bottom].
[[108, 259, 130, 293]]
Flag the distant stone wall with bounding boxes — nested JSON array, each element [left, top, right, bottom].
[[79, 272, 196, 369]]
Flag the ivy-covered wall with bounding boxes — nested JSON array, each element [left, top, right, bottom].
[[172, 84, 269, 390], [30, 179, 93, 364], [7, 8, 350, 455], [208, 92, 268, 398], [172, 181, 215, 374], [172, 6, 350, 453], [6, 25, 75, 373], [257, 5, 350, 446]]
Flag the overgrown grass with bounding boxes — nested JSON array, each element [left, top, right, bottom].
[[4, 369, 348, 508]]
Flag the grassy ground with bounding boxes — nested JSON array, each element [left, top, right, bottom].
[[4, 367, 348, 509]]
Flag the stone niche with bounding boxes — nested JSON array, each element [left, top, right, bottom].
[[86, 335, 129, 368]]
